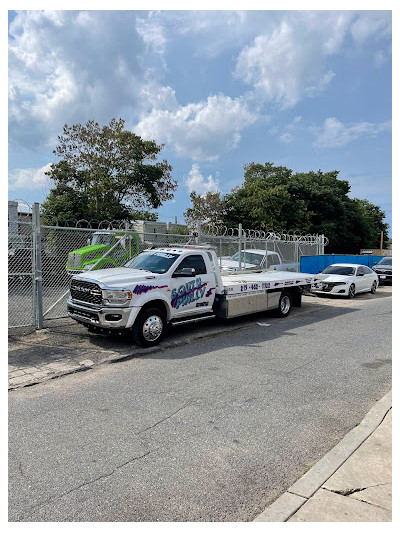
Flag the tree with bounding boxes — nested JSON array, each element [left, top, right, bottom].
[[224, 162, 311, 231], [42, 118, 176, 224], [183, 191, 226, 228], [206, 161, 388, 254]]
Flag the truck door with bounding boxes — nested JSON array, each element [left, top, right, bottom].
[[170, 254, 215, 317]]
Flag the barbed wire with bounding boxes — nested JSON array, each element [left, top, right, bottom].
[[200, 222, 329, 245], [10, 199, 328, 245]]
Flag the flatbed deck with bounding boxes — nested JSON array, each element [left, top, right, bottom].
[[220, 271, 322, 295]]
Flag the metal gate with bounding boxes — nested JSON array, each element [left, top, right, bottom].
[[8, 202, 39, 329]]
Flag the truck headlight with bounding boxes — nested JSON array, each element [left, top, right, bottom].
[[102, 289, 132, 305]]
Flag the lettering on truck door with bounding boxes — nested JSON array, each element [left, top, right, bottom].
[[170, 254, 214, 316]]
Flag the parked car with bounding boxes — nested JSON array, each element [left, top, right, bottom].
[[311, 263, 378, 298], [372, 257, 392, 285], [220, 249, 298, 273]]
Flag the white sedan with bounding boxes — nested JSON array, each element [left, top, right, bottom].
[[311, 263, 379, 298]]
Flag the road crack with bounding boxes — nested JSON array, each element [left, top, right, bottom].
[[136, 402, 192, 435], [20, 450, 151, 520], [325, 483, 390, 496]]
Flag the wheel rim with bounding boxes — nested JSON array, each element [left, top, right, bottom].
[[280, 295, 291, 314], [349, 285, 355, 298], [371, 281, 377, 293], [142, 315, 163, 342]]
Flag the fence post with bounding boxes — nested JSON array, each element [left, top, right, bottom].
[[196, 221, 201, 245], [32, 203, 43, 329], [238, 224, 242, 270]]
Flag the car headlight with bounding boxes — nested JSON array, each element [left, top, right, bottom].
[[102, 289, 132, 305]]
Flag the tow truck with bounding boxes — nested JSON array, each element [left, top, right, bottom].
[[67, 245, 326, 347]]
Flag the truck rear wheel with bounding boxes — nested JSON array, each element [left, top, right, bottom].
[[132, 308, 166, 347], [275, 291, 292, 318]]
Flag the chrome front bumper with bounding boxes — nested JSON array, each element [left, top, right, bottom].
[[67, 299, 132, 329]]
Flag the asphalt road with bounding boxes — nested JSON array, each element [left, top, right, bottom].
[[8, 291, 392, 522]]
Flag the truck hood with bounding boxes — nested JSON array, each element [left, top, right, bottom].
[[69, 244, 107, 256], [74, 268, 161, 287]]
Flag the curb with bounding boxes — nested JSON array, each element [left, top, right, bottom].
[[253, 390, 392, 522], [8, 319, 254, 390]]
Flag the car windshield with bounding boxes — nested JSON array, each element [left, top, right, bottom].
[[124, 251, 179, 274], [91, 234, 114, 246], [231, 252, 263, 266], [322, 265, 355, 275], [378, 257, 392, 265]]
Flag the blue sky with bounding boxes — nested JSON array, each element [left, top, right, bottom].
[[8, 7, 392, 234]]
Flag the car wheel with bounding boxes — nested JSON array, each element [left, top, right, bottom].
[[275, 291, 292, 317], [347, 284, 356, 299], [132, 308, 166, 347], [371, 280, 377, 294]]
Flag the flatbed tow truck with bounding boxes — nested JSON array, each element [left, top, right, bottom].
[[67, 245, 326, 346]]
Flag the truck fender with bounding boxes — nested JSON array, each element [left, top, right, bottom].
[[127, 295, 171, 328]]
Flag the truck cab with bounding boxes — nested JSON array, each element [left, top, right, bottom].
[[66, 231, 140, 275]]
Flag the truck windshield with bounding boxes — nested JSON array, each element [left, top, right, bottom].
[[124, 251, 179, 274], [231, 252, 263, 266], [91, 234, 114, 246], [378, 257, 392, 265]]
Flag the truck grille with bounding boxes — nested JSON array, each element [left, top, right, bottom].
[[70, 279, 102, 305], [68, 253, 81, 269]]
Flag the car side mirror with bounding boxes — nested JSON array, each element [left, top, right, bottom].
[[374, 262, 377, 265], [173, 267, 196, 277]]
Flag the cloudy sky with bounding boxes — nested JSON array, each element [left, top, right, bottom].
[[8, 7, 392, 232]]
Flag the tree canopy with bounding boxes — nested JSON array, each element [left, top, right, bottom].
[[184, 162, 389, 254], [42, 118, 176, 224]]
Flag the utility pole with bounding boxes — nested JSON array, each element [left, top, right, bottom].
[[380, 231, 383, 254]]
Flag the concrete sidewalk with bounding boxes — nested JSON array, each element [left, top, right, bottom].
[[254, 390, 392, 522]]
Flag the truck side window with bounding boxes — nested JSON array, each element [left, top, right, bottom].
[[267, 254, 279, 267], [175, 255, 207, 275]]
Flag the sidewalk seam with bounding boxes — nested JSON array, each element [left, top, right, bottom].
[[253, 391, 391, 522]]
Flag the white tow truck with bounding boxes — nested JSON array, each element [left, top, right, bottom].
[[67, 246, 325, 347]]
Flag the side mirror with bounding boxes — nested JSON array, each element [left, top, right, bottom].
[[173, 267, 196, 277], [374, 262, 377, 265]]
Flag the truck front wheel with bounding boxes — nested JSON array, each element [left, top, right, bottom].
[[132, 308, 166, 347], [275, 291, 292, 318]]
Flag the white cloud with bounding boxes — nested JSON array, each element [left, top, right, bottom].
[[185, 164, 219, 195], [313, 117, 391, 148], [234, 13, 353, 108], [8, 11, 156, 149], [279, 133, 293, 144], [134, 95, 258, 161], [351, 12, 391, 44], [8, 164, 53, 191]]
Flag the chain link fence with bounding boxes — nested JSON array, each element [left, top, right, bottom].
[[8, 202, 326, 332]]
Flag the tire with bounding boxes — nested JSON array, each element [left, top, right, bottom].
[[371, 280, 377, 294], [348, 284, 356, 299], [132, 308, 166, 347], [275, 291, 292, 318]]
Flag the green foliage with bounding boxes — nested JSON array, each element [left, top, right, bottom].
[[42, 118, 176, 225], [184, 161, 389, 254], [183, 191, 226, 227]]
